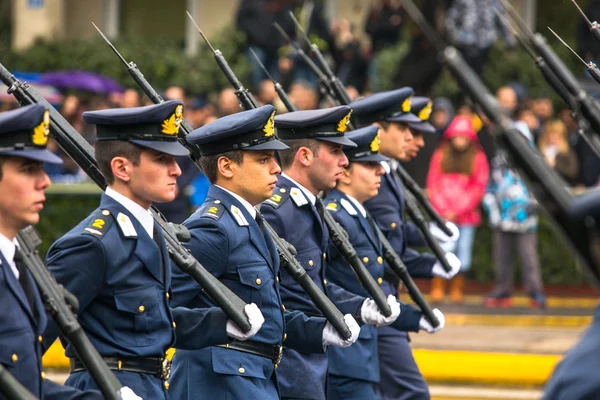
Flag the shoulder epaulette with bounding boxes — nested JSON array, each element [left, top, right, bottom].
[[199, 201, 225, 220], [325, 199, 339, 212], [262, 187, 291, 209], [82, 209, 115, 238], [340, 198, 358, 216]]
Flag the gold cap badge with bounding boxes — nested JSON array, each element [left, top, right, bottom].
[[32, 110, 50, 146], [418, 102, 432, 121], [337, 110, 353, 133], [263, 110, 276, 137], [401, 97, 412, 113], [162, 104, 183, 135], [370, 131, 380, 153]]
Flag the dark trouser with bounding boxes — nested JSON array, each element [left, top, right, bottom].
[[328, 374, 379, 400], [491, 230, 543, 295], [375, 328, 430, 400]]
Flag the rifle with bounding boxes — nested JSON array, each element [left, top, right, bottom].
[[0, 65, 252, 333], [401, 0, 600, 280], [17, 227, 123, 400], [248, 47, 297, 113], [570, 0, 600, 47], [0, 363, 37, 400], [548, 27, 600, 86]]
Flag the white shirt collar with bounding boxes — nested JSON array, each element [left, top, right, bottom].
[[389, 159, 400, 172], [345, 193, 367, 218], [381, 161, 391, 174], [0, 233, 19, 279], [281, 172, 316, 205], [215, 185, 257, 219], [105, 187, 154, 238]]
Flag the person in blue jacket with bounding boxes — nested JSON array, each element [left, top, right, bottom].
[[44, 101, 260, 399], [169, 105, 360, 400], [0, 104, 110, 399], [262, 105, 400, 400], [349, 89, 459, 400]]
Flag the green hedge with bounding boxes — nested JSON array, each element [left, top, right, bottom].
[[37, 186, 588, 285]]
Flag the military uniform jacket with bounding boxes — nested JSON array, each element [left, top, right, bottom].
[[364, 169, 436, 280], [324, 190, 423, 383], [261, 175, 366, 400], [44, 194, 228, 398], [169, 185, 326, 400], [0, 251, 101, 399]]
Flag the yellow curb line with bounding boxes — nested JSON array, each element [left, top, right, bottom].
[[414, 349, 559, 386], [444, 314, 592, 328], [401, 294, 599, 309]]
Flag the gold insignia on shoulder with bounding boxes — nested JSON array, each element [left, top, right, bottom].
[[337, 110, 353, 133], [370, 132, 380, 153], [418, 102, 432, 121], [270, 194, 282, 203], [162, 105, 183, 135], [401, 97, 412, 113], [326, 202, 337, 211], [207, 206, 219, 214], [263, 110, 276, 137], [92, 219, 105, 229], [32, 110, 50, 146]]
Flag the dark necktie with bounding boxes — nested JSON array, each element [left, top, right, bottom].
[[13, 248, 36, 314], [255, 212, 266, 234], [152, 224, 166, 282]]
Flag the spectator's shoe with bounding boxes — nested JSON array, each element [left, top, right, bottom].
[[430, 277, 446, 303], [529, 293, 547, 309], [483, 292, 512, 308]]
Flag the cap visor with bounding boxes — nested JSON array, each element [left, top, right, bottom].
[[131, 140, 190, 157], [244, 139, 290, 152], [317, 136, 357, 148], [2, 149, 63, 165], [409, 121, 436, 134], [386, 113, 422, 124], [349, 153, 389, 162]]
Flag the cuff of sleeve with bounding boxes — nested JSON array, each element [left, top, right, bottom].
[[391, 304, 422, 333]]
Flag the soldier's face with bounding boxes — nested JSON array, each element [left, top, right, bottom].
[[342, 161, 385, 203], [127, 149, 181, 207], [308, 142, 348, 192], [231, 151, 281, 206], [400, 131, 425, 161], [0, 157, 50, 238], [379, 122, 413, 160]]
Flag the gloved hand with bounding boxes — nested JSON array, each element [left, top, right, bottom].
[[226, 303, 265, 341], [322, 314, 360, 348], [432, 252, 461, 280], [419, 308, 445, 334], [429, 221, 460, 243], [360, 295, 401, 326], [118, 386, 143, 400]]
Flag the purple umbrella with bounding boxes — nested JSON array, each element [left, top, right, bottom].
[[40, 70, 123, 94]]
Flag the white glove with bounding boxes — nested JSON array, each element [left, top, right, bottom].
[[429, 221, 460, 243], [226, 303, 265, 341], [322, 314, 360, 348], [118, 386, 143, 400], [419, 308, 445, 334], [360, 295, 401, 326], [432, 252, 461, 279]]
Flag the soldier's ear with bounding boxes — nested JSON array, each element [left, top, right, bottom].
[[111, 156, 131, 182], [296, 146, 313, 167], [216, 156, 234, 179], [338, 166, 352, 185]]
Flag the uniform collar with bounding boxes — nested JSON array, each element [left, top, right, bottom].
[[381, 160, 391, 174], [105, 186, 154, 238], [281, 172, 316, 205], [345, 193, 367, 218], [0, 232, 19, 279], [215, 185, 257, 219]]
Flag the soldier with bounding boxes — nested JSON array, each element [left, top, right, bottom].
[[323, 125, 444, 399], [262, 105, 400, 400], [0, 104, 116, 399], [349, 89, 458, 400], [168, 104, 360, 399], [43, 101, 258, 399]]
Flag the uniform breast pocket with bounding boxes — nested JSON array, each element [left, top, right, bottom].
[[237, 263, 274, 310], [0, 330, 37, 378], [114, 285, 161, 347]]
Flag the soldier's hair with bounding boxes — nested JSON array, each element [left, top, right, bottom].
[[278, 139, 321, 170], [0, 156, 5, 180], [95, 141, 142, 185], [198, 150, 244, 183]]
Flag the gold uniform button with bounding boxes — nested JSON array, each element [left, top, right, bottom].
[[377, 277, 383, 285], [102, 210, 110, 216], [362, 257, 369, 263], [172, 322, 177, 329], [308, 260, 314, 267], [38, 336, 43, 343], [11, 354, 17, 363], [276, 276, 279, 283], [255, 278, 262, 285], [138, 305, 145, 313], [281, 305, 286, 311], [377, 256, 383, 264], [280, 188, 287, 193], [323, 253, 327, 260], [390, 222, 397, 229], [323, 279, 328, 285], [238, 367, 245, 374], [214, 200, 221, 204], [283, 333, 287, 341], [164, 381, 170, 390], [41, 371, 46, 380]]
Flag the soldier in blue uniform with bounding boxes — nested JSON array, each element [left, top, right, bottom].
[[169, 105, 360, 400], [262, 106, 400, 400], [43, 101, 257, 399], [0, 105, 108, 399], [349, 89, 459, 400]]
